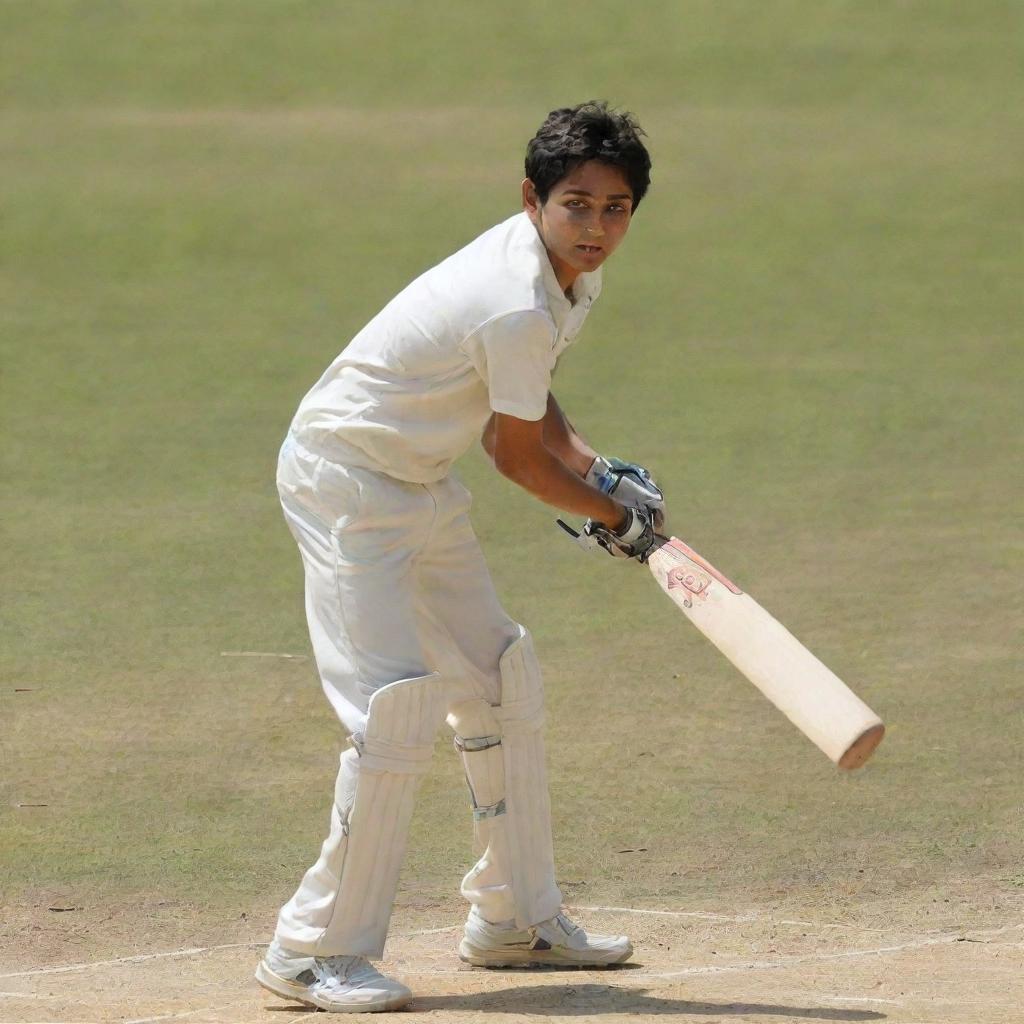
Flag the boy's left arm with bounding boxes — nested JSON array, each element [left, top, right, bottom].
[[547, 393, 667, 530], [482, 393, 666, 528], [481, 393, 596, 475], [540, 393, 598, 476]]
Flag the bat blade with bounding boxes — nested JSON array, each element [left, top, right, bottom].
[[647, 537, 884, 770]]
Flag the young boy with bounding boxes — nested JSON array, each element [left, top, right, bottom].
[[257, 101, 665, 1013]]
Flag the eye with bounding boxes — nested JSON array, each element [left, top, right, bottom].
[[566, 199, 586, 208]]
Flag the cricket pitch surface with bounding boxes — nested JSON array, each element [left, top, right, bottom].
[[3, 902, 1021, 1023]]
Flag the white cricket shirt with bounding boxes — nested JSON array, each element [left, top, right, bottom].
[[289, 212, 602, 483]]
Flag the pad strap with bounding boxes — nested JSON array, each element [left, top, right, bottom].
[[454, 734, 502, 753]]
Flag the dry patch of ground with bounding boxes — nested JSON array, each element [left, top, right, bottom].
[[2, 898, 1021, 1024]]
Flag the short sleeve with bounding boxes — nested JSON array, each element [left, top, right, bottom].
[[461, 311, 557, 421]]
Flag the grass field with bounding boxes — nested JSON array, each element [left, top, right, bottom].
[[2, 3, 1021, 1021]]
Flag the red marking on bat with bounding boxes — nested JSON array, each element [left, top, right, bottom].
[[667, 567, 710, 596], [662, 538, 743, 595]]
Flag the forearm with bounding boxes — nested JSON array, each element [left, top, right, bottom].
[[484, 396, 595, 474], [495, 442, 624, 527], [540, 393, 598, 477]]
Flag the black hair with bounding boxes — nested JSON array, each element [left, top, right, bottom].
[[525, 101, 652, 210]]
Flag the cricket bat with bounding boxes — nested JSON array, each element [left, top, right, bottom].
[[646, 536, 885, 769]]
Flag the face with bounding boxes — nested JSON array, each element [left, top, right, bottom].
[[522, 160, 634, 293]]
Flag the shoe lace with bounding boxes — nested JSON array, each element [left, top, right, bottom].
[[314, 954, 381, 988]]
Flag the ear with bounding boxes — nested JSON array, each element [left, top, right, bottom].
[[522, 178, 542, 222]]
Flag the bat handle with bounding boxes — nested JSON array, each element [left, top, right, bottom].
[[556, 518, 581, 539]]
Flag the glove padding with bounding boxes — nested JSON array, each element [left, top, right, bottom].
[[586, 455, 665, 530], [583, 504, 659, 562]]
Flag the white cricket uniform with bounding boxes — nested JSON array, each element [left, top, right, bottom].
[[274, 212, 601, 959]]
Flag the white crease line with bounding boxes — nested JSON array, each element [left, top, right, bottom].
[[0, 942, 265, 979], [637, 923, 1024, 979], [398, 924, 1024, 980], [568, 904, 757, 923], [220, 651, 308, 660], [777, 918, 887, 933], [0, 991, 65, 998], [571, 905, 886, 933]]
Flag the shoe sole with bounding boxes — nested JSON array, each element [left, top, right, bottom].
[[458, 939, 633, 969], [255, 962, 411, 1013]]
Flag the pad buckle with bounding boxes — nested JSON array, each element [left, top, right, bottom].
[[471, 798, 506, 821]]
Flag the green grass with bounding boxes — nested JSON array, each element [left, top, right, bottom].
[[2, 1, 1021, 930]]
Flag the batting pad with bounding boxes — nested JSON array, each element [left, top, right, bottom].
[[454, 626, 562, 929], [276, 672, 447, 959]]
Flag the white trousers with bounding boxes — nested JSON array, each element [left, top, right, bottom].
[[273, 435, 562, 957]]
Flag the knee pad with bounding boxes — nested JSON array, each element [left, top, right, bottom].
[[354, 672, 449, 774], [493, 624, 545, 734]]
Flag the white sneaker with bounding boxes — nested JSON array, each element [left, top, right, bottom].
[[459, 908, 633, 968], [255, 938, 412, 1013]]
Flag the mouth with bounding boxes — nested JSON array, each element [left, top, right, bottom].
[[576, 244, 603, 256]]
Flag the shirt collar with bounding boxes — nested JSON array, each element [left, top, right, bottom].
[[519, 213, 603, 315]]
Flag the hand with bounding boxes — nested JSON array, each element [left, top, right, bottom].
[[584, 504, 659, 562], [586, 455, 666, 529]]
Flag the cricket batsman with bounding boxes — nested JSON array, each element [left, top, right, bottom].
[[257, 101, 664, 1012]]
